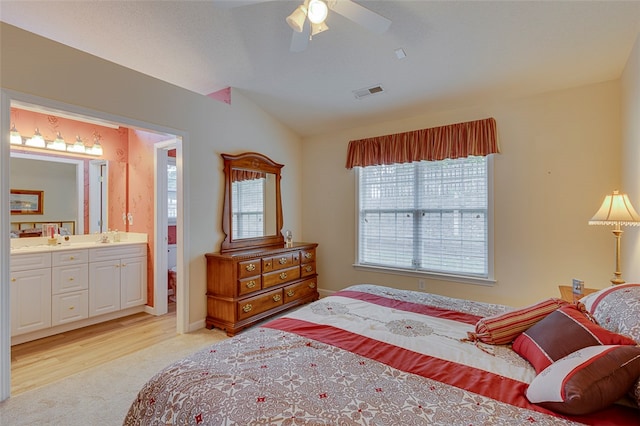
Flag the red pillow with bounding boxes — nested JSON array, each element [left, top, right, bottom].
[[512, 304, 637, 373], [468, 298, 567, 345], [526, 345, 640, 415]]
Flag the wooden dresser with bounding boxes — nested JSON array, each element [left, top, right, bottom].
[[205, 242, 319, 336]]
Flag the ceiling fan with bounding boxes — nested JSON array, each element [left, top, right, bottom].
[[286, 0, 391, 52], [214, 0, 391, 52]]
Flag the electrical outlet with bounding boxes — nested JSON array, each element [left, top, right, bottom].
[[418, 279, 426, 290]]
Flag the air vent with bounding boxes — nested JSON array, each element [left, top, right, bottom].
[[352, 84, 385, 100]]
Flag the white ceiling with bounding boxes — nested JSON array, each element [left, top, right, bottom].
[[1, 1, 639, 137]]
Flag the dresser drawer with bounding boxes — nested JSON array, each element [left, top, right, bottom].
[[263, 265, 300, 289], [262, 252, 300, 273], [52, 290, 89, 325], [238, 259, 262, 279], [52, 264, 89, 294], [300, 261, 316, 277], [238, 276, 262, 296], [52, 249, 88, 266], [301, 248, 315, 263], [284, 278, 318, 303], [237, 288, 283, 321]]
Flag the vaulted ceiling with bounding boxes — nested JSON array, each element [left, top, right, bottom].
[[2, 1, 639, 136]]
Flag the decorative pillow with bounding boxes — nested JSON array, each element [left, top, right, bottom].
[[526, 345, 640, 416], [632, 377, 640, 408], [467, 298, 567, 345], [580, 283, 640, 344], [512, 304, 637, 373]]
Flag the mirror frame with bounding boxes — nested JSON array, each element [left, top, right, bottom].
[[220, 152, 284, 253]]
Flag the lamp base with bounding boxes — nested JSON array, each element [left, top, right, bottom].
[[610, 277, 625, 285]]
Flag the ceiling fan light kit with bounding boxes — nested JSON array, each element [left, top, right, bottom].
[[285, 0, 391, 52]]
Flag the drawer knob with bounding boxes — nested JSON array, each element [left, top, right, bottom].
[[245, 264, 256, 272], [273, 294, 282, 302], [278, 257, 287, 265], [279, 272, 287, 280], [308, 282, 316, 289], [242, 303, 253, 313], [286, 289, 295, 297], [305, 265, 313, 272], [11, 278, 16, 282], [69, 277, 74, 281], [265, 262, 271, 267], [304, 253, 313, 259], [246, 280, 257, 289], [69, 256, 75, 260], [68, 306, 75, 310]]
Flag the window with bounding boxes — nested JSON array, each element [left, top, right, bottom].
[[167, 157, 177, 224], [232, 177, 265, 239], [357, 156, 492, 280]]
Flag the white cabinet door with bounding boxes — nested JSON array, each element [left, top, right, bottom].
[[88, 260, 121, 317], [120, 256, 147, 309], [10, 268, 52, 336]]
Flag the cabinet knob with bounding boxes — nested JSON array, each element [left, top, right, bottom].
[[246, 280, 257, 289], [245, 264, 256, 272], [279, 272, 287, 280], [68, 306, 75, 310], [308, 282, 316, 289], [69, 277, 74, 281], [69, 256, 75, 260], [242, 303, 253, 313], [121, 263, 127, 267], [278, 257, 287, 265], [11, 278, 16, 282], [286, 289, 295, 297], [273, 294, 282, 302]]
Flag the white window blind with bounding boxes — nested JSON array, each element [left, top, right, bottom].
[[357, 156, 489, 278], [232, 178, 265, 239]]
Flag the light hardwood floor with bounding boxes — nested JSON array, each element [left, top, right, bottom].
[[11, 304, 180, 395]]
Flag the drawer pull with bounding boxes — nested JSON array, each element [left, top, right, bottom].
[[245, 264, 256, 272], [279, 272, 287, 280], [68, 306, 75, 310], [242, 303, 253, 313], [305, 265, 313, 272], [304, 252, 313, 259], [308, 282, 316, 289], [293, 255, 299, 261], [286, 289, 295, 297], [278, 257, 287, 265], [69, 277, 74, 281], [265, 262, 271, 268], [273, 294, 282, 302], [11, 278, 16, 282], [246, 280, 257, 289], [69, 256, 75, 260]]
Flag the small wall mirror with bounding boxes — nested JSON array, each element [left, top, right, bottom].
[[220, 152, 284, 253]]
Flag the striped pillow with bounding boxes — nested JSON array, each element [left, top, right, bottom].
[[467, 298, 567, 345], [512, 304, 638, 373]]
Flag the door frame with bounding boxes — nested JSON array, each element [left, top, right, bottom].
[[0, 89, 190, 401]]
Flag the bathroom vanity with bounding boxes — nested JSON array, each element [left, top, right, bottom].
[[9, 234, 147, 345]]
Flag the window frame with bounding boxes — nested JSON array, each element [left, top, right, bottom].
[[353, 155, 496, 286]]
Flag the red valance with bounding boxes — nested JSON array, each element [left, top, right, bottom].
[[345, 117, 499, 169], [232, 169, 266, 182]]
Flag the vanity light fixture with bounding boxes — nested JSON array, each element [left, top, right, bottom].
[[86, 138, 103, 156], [67, 135, 87, 154], [10, 124, 22, 145], [46, 131, 67, 151], [25, 128, 46, 148], [307, 0, 328, 24]]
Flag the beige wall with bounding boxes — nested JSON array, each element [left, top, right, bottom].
[[302, 81, 623, 307], [622, 32, 640, 281], [1, 23, 304, 327]]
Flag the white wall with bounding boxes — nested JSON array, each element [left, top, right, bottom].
[[0, 23, 303, 326], [302, 81, 622, 307], [622, 32, 640, 280]]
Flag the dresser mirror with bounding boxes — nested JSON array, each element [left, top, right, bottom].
[[220, 152, 284, 253]]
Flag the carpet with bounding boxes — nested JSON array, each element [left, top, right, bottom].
[[0, 328, 227, 425]]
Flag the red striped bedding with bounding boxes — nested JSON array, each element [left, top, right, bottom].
[[123, 284, 638, 425]]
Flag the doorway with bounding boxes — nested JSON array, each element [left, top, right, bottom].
[[0, 90, 189, 400]]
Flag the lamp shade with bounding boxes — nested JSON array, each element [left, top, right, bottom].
[[589, 190, 640, 226], [286, 5, 308, 32]]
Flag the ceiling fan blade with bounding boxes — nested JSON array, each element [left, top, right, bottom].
[[290, 20, 310, 53], [328, 0, 391, 34], [211, 0, 270, 9]]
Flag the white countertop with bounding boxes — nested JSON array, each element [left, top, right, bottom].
[[10, 233, 148, 254]]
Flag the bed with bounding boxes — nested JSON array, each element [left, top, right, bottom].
[[124, 284, 640, 425]]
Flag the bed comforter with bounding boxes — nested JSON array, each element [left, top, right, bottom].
[[124, 284, 638, 425]]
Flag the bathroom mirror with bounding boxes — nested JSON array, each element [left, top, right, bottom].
[[220, 152, 284, 253]]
